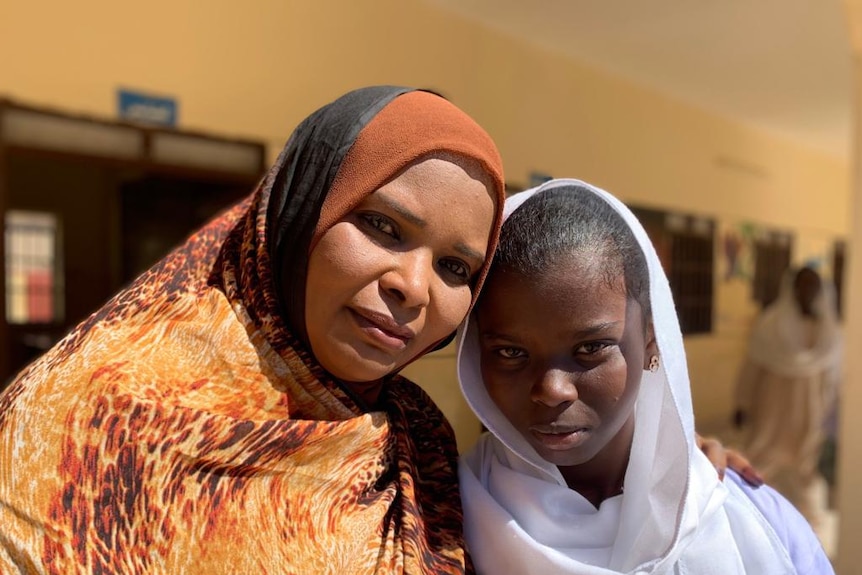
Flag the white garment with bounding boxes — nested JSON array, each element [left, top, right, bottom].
[[746, 270, 842, 379], [458, 179, 797, 574], [737, 268, 843, 526]]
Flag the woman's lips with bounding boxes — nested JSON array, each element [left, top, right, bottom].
[[351, 309, 415, 350]]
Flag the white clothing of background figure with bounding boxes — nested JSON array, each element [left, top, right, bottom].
[[735, 266, 843, 528]]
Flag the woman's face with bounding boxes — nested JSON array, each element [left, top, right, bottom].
[[306, 156, 496, 384], [476, 254, 655, 470]]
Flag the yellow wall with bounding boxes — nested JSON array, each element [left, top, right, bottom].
[[0, 0, 850, 449], [836, 54, 862, 572]]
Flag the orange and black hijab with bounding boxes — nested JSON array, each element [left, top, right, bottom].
[[0, 85, 504, 574], [266, 85, 505, 347]]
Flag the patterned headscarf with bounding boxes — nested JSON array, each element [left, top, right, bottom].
[[0, 86, 505, 574]]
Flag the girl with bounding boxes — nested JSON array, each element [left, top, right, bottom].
[[458, 179, 832, 574]]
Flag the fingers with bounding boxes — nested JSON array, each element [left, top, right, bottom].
[[697, 436, 727, 480], [695, 432, 766, 486], [726, 449, 765, 487]]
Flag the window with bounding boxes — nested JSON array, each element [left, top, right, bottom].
[[631, 207, 715, 335], [752, 230, 792, 309], [5, 210, 62, 324]]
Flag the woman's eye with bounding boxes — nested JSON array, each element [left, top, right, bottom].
[[361, 213, 398, 239], [439, 259, 471, 283]]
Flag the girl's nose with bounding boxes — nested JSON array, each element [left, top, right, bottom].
[[531, 369, 578, 407]]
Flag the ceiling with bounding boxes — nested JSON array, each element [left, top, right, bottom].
[[427, 0, 853, 159]]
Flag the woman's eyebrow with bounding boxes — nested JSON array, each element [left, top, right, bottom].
[[376, 194, 426, 227], [455, 242, 485, 262], [376, 195, 485, 262]]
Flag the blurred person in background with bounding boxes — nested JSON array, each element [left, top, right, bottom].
[[734, 265, 843, 531]]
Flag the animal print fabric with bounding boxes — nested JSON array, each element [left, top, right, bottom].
[[0, 176, 468, 574]]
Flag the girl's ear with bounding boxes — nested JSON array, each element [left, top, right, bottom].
[[643, 323, 659, 371]]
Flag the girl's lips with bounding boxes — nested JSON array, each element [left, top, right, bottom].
[[530, 426, 591, 451]]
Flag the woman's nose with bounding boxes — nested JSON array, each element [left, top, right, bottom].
[[380, 250, 433, 308], [531, 369, 578, 407]]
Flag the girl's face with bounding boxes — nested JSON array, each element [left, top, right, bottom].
[[305, 156, 496, 385], [476, 254, 656, 469]]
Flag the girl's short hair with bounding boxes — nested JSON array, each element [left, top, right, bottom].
[[490, 185, 651, 323]]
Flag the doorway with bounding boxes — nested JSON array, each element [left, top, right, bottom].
[[0, 100, 266, 384]]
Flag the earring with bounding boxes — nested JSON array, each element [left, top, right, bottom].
[[648, 355, 660, 372]]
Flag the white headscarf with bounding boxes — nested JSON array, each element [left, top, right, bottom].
[[458, 179, 796, 574], [746, 267, 842, 378]]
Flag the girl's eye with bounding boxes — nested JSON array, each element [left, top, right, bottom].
[[576, 342, 610, 355], [496, 347, 525, 359], [439, 259, 471, 283], [361, 213, 398, 239]]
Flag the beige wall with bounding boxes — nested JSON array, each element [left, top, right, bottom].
[[0, 0, 850, 448], [836, 3, 862, 568], [836, 57, 862, 574]]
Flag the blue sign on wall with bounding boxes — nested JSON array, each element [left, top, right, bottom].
[[117, 88, 178, 127]]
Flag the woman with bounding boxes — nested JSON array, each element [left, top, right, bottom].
[[0, 86, 506, 574], [458, 179, 831, 573]]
